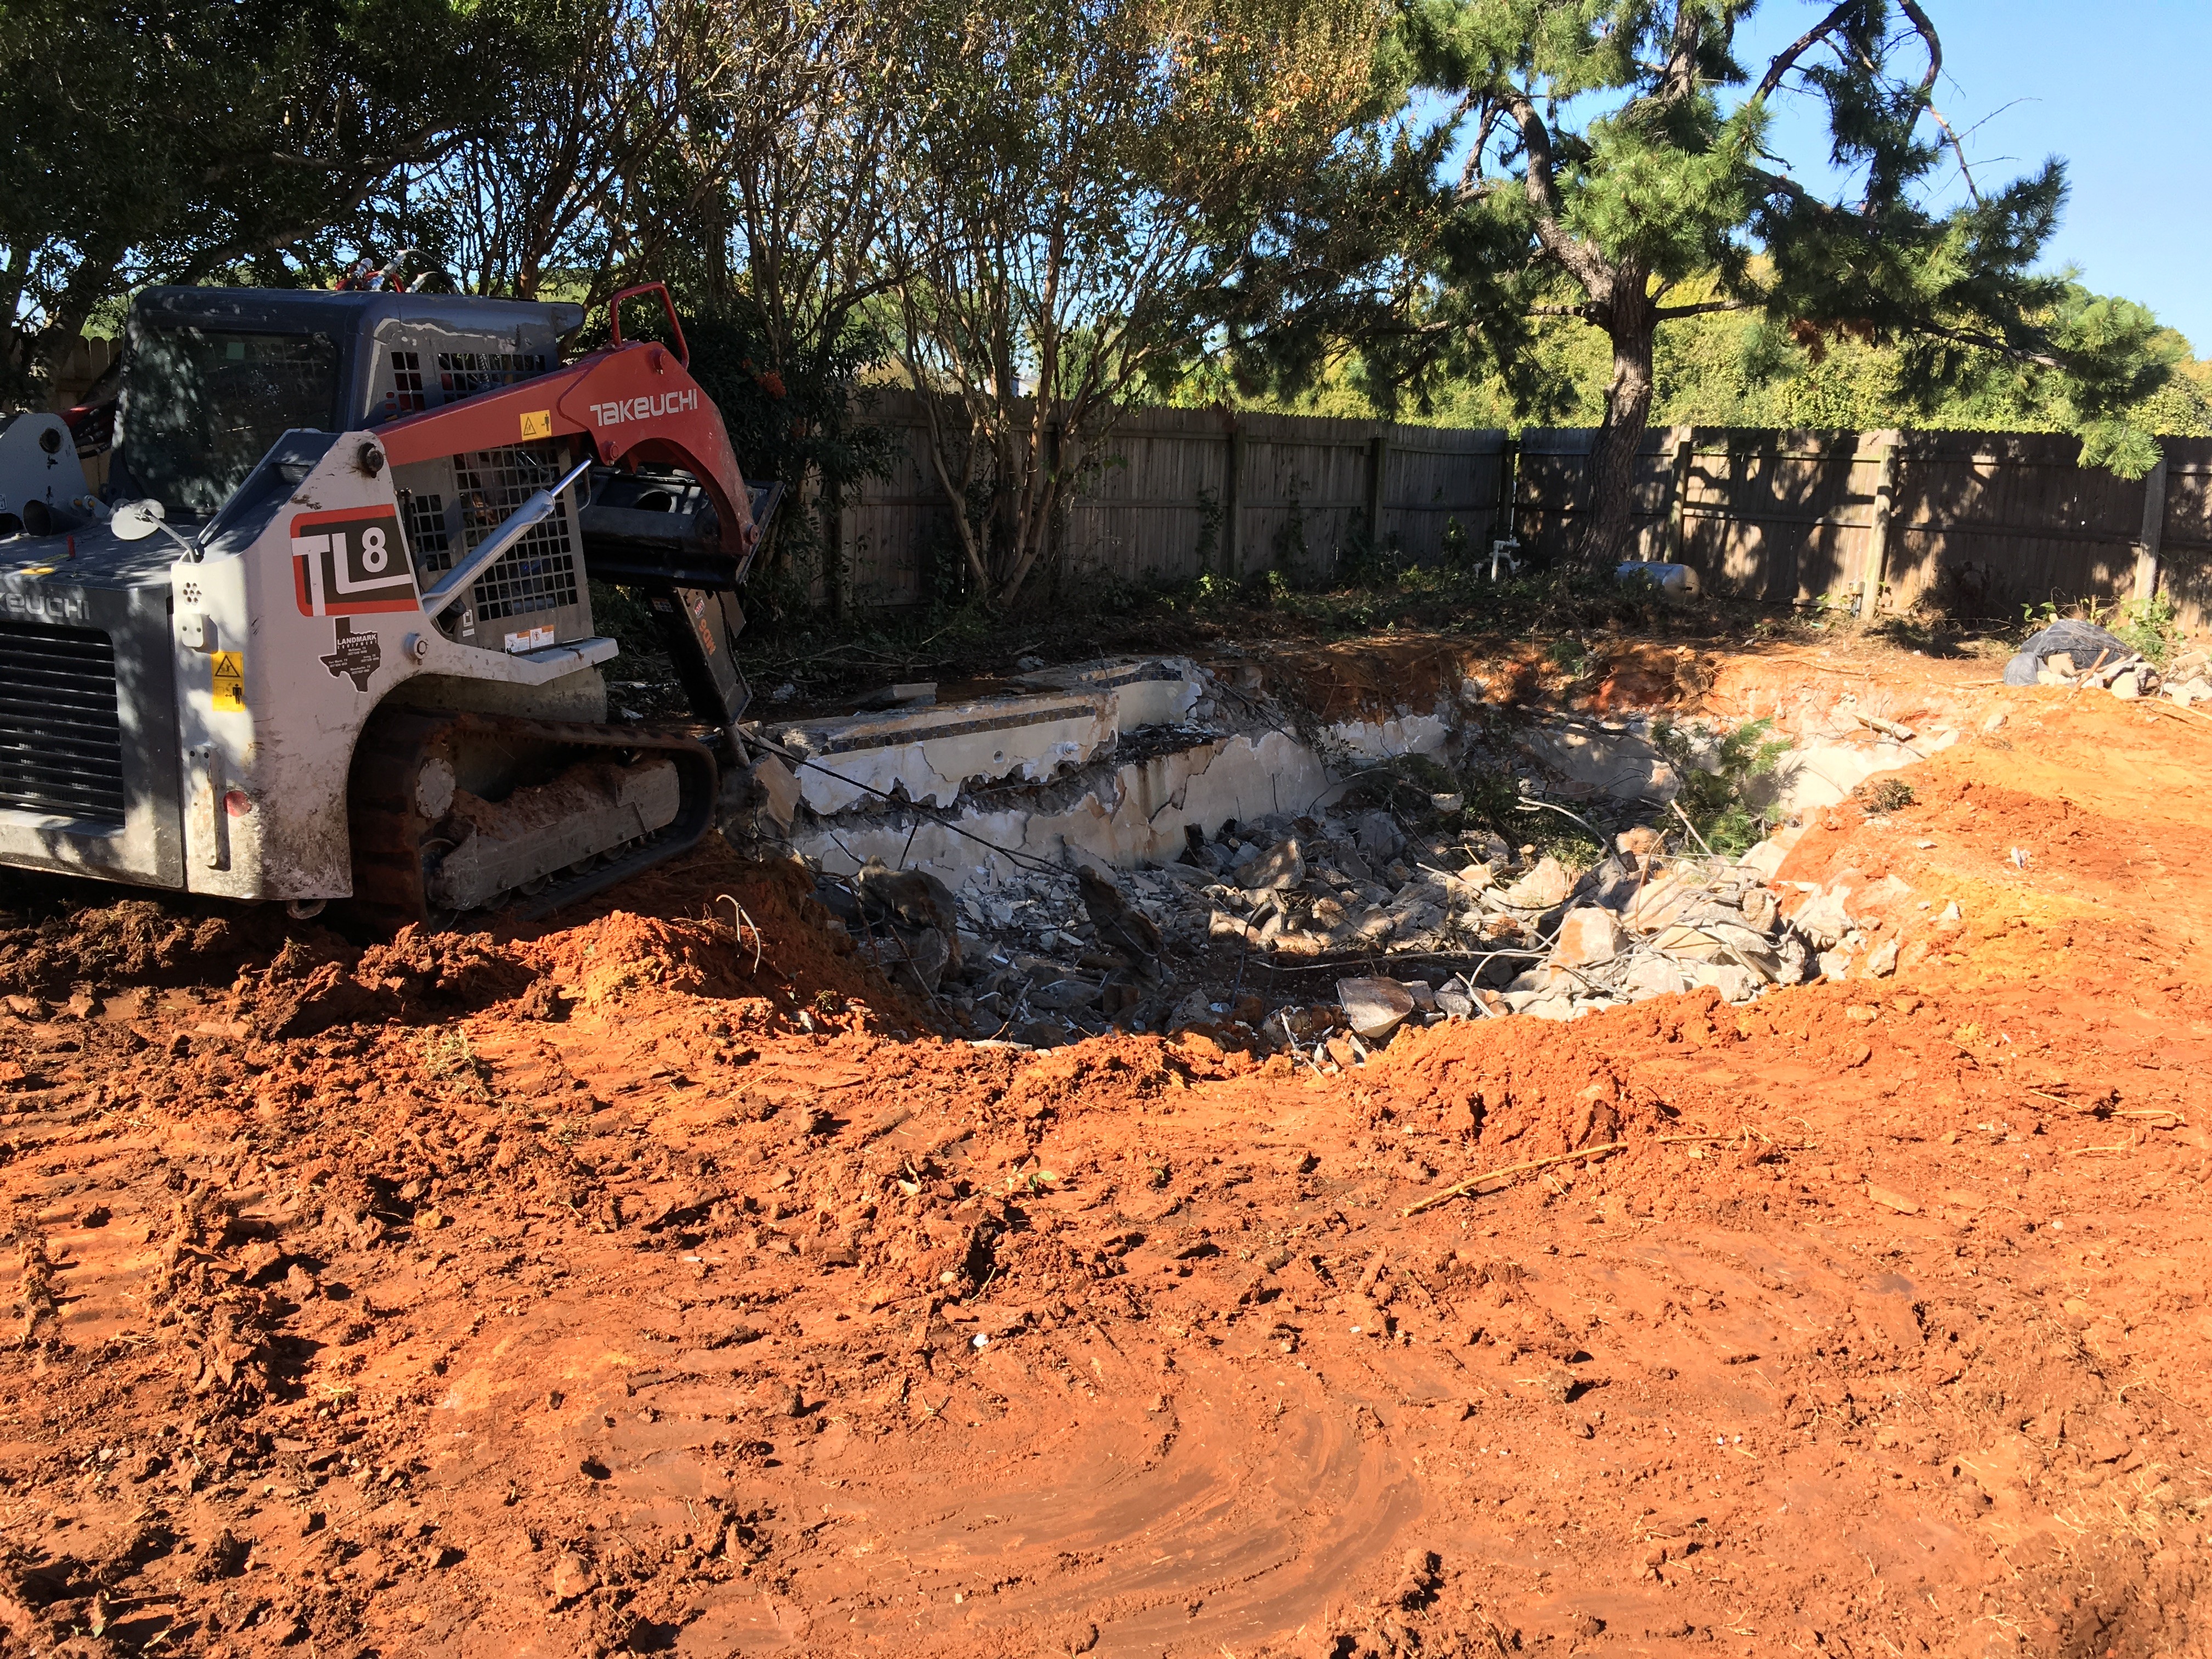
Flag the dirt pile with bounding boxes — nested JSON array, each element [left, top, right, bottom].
[[0, 650, 2209, 1658]]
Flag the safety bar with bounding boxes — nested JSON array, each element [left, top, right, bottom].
[[420, 454, 594, 612]]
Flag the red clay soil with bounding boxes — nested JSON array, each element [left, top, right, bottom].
[[3, 664, 2212, 1659]]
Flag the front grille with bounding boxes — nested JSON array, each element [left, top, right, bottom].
[[0, 622, 126, 824]]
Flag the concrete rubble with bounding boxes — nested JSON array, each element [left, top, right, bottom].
[[2004, 621, 2210, 707], [735, 650, 1955, 1056]]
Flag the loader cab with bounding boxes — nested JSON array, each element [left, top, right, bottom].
[[109, 288, 585, 524]]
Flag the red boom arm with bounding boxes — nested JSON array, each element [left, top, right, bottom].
[[373, 331, 756, 566]]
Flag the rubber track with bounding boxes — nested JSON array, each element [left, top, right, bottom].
[[346, 706, 719, 935]]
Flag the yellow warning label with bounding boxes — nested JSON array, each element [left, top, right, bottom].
[[520, 409, 554, 441], [211, 651, 245, 712]]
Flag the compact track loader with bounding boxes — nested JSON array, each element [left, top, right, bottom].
[[0, 281, 770, 929]]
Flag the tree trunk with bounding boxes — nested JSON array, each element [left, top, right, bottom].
[[1578, 295, 1657, 567]]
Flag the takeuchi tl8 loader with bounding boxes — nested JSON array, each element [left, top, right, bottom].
[[0, 282, 776, 929]]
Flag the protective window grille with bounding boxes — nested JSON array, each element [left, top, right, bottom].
[[400, 491, 452, 574], [437, 351, 547, 402], [385, 351, 427, 416], [453, 444, 579, 622]]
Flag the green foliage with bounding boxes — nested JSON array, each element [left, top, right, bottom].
[[0, 0, 553, 392], [2111, 594, 2182, 668], [1655, 718, 1790, 857]]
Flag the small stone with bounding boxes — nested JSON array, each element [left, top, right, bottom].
[[2045, 652, 2077, 676], [1207, 910, 1257, 945], [2110, 670, 2141, 700], [1620, 957, 1688, 1001], [1621, 868, 1700, 933], [1500, 855, 1572, 910], [551, 1550, 597, 1604], [748, 754, 802, 833], [1551, 906, 1628, 967], [1863, 937, 1899, 977], [1791, 886, 1853, 949], [1866, 1183, 1920, 1215], [1740, 887, 1780, 934], [1336, 977, 1416, 1039], [1688, 963, 1759, 1003], [1435, 984, 1474, 1018], [1615, 825, 1662, 857], [1169, 989, 1218, 1030], [1982, 710, 2007, 733], [1028, 978, 1100, 1011], [1817, 947, 1852, 982]]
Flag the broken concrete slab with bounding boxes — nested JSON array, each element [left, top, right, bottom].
[[748, 753, 802, 834], [1240, 839, 1306, 892], [1338, 977, 1416, 1039], [1552, 907, 1628, 968], [777, 690, 1116, 814], [1519, 720, 1679, 803]]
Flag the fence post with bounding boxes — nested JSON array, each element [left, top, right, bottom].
[[2135, 455, 2169, 603], [1493, 435, 1519, 554], [1223, 417, 1245, 577], [823, 489, 847, 621], [1366, 427, 1389, 555], [1858, 433, 1898, 622], [1666, 427, 1694, 562]]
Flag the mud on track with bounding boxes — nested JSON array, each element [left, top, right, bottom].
[[2, 661, 2211, 1658]]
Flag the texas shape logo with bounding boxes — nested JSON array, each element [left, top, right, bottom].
[[320, 619, 382, 691], [291, 509, 417, 616]]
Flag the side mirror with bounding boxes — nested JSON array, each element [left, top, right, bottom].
[[109, 498, 166, 541], [108, 497, 198, 557]]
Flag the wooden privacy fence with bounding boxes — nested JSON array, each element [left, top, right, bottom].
[[831, 391, 1510, 607], [827, 392, 2212, 630], [1513, 426, 2212, 628]]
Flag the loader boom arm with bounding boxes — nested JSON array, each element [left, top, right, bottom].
[[373, 334, 757, 575]]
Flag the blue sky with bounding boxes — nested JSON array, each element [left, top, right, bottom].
[[1739, 0, 2212, 352]]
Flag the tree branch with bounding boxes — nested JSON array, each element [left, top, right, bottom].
[[1652, 298, 1753, 320], [1895, 0, 1943, 100], [1496, 87, 1610, 294], [1751, 1, 1854, 103]]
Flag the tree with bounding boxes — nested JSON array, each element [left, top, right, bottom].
[[376, 0, 725, 305], [665, 0, 911, 608], [1350, 0, 2175, 564], [0, 0, 541, 395], [883, 0, 1386, 607]]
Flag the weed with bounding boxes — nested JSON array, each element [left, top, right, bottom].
[[2111, 593, 2181, 667], [422, 1027, 493, 1102], [1458, 764, 1605, 868], [1859, 777, 1916, 814], [1655, 717, 1791, 856]]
